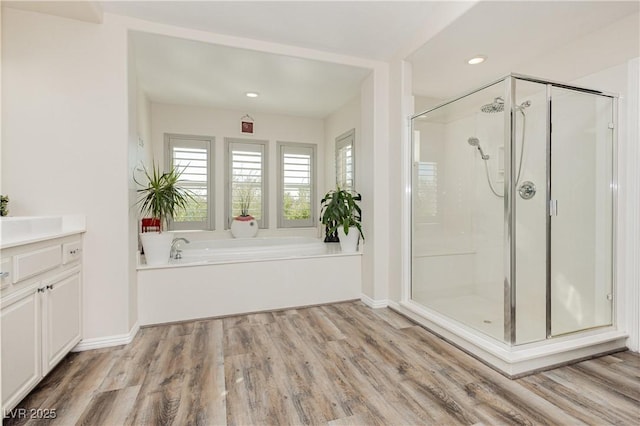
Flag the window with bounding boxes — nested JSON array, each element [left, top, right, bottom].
[[165, 134, 214, 230], [335, 129, 355, 191], [225, 139, 268, 228], [278, 142, 316, 228], [415, 161, 439, 223]]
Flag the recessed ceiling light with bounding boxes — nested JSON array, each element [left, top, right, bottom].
[[245, 92, 259, 98], [467, 55, 487, 65]]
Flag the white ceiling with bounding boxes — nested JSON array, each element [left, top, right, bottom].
[[6, 1, 638, 116], [113, 1, 451, 118], [130, 31, 371, 117], [102, 1, 442, 61], [3, 0, 103, 23], [408, 1, 640, 100]]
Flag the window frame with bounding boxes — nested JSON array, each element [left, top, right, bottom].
[[225, 138, 269, 229], [164, 133, 215, 231], [335, 129, 355, 191], [277, 141, 317, 228]]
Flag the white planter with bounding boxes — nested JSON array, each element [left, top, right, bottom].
[[337, 226, 360, 253], [140, 232, 174, 265], [230, 216, 259, 238]]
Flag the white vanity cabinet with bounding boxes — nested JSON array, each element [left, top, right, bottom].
[[0, 288, 41, 413], [1, 233, 83, 413], [41, 266, 82, 373]]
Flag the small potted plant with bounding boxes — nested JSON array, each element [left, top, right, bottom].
[[230, 187, 258, 238], [135, 162, 195, 265], [320, 187, 364, 253], [0, 195, 9, 217]]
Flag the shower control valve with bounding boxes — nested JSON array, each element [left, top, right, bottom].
[[518, 181, 536, 200]]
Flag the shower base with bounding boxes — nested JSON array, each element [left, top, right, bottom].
[[415, 293, 545, 344], [391, 299, 628, 378]]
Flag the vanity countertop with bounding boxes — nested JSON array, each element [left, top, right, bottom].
[[0, 215, 86, 249]]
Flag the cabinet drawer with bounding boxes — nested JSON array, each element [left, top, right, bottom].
[[13, 246, 62, 284], [1, 258, 12, 290], [62, 241, 82, 265]]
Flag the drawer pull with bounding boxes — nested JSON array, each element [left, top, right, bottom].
[[46, 284, 54, 290], [37, 287, 45, 293]]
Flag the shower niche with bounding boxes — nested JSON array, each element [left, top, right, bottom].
[[406, 74, 626, 376]]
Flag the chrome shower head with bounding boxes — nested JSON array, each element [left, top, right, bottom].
[[481, 97, 532, 113], [480, 97, 505, 113], [468, 137, 490, 160]]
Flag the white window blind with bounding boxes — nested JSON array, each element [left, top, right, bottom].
[[166, 135, 213, 230], [415, 161, 439, 223], [278, 142, 316, 228], [335, 129, 355, 191], [226, 139, 267, 228]]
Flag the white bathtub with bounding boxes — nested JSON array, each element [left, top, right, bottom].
[[137, 236, 362, 325], [173, 237, 327, 264]]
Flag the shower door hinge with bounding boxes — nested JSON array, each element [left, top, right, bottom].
[[608, 122, 615, 129], [549, 199, 558, 216]]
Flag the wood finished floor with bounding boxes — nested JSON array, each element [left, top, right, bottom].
[[5, 301, 640, 425]]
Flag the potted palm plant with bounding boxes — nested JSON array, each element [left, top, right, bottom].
[[135, 162, 195, 265], [320, 187, 364, 253]]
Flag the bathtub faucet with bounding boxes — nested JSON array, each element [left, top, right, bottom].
[[170, 237, 190, 259]]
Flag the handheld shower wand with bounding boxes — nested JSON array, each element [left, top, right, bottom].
[[467, 137, 490, 160]]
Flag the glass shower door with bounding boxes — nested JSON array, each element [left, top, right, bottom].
[[550, 88, 614, 336], [410, 82, 507, 343]]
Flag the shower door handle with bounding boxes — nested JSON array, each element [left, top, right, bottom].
[[549, 199, 558, 216]]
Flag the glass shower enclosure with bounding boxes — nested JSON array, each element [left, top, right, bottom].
[[410, 74, 616, 346]]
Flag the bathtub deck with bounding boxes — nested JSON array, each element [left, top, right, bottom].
[[5, 301, 639, 425]]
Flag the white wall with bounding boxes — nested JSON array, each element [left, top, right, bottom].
[[572, 59, 640, 352], [358, 71, 391, 302], [0, 6, 389, 344], [127, 37, 138, 330], [323, 95, 360, 193], [126, 41, 153, 331], [1, 9, 131, 339], [149, 102, 325, 237]]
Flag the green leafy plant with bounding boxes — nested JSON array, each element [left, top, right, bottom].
[[0, 195, 9, 217], [320, 187, 364, 240], [237, 186, 254, 217], [134, 162, 196, 231]]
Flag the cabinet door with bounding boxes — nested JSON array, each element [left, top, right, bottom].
[[42, 270, 81, 374], [1, 290, 41, 410]]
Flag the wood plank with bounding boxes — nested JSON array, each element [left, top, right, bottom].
[[569, 359, 640, 400], [37, 351, 117, 425], [100, 326, 164, 392], [76, 385, 141, 426], [371, 306, 416, 329], [537, 368, 640, 425], [124, 334, 190, 425], [519, 374, 628, 425], [175, 320, 227, 426], [4, 301, 639, 426]]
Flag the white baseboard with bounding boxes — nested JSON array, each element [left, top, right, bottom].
[[360, 293, 389, 309], [387, 300, 401, 311], [72, 322, 140, 352]]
